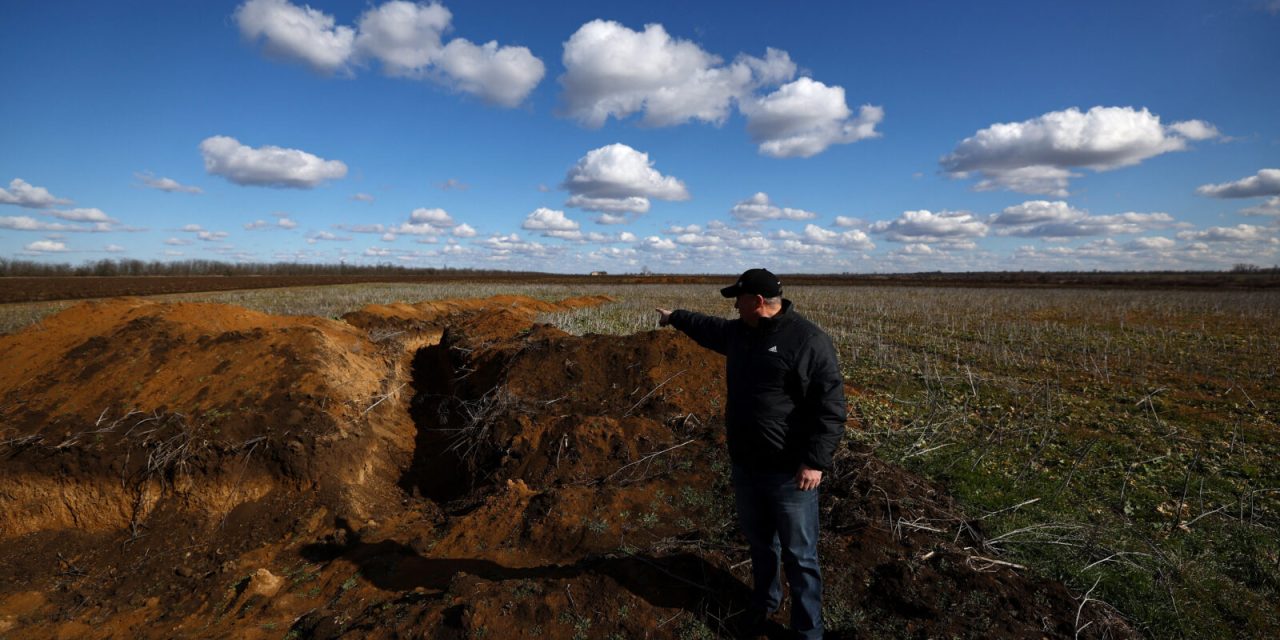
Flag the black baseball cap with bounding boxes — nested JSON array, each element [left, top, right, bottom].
[[720, 268, 782, 298]]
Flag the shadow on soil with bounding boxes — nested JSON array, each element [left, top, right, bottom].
[[299, 521, 784, 638]]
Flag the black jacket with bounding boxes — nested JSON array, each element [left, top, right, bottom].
[[670, 300, 846, 472]]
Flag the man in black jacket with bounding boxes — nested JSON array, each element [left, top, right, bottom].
[[656, 268, 845, 640]]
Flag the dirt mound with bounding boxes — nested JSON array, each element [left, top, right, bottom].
[[0, 295, 1131, 638]]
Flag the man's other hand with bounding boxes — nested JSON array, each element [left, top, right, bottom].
[[796, 464, 822, 491], [655, 308, 673, 327]]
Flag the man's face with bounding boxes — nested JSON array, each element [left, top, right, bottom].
[[734, 293, 765, 324]]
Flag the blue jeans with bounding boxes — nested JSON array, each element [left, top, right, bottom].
[[731, 463, 823, 639]]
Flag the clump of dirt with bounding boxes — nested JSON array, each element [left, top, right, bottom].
[[0, 294, 1132, 638]]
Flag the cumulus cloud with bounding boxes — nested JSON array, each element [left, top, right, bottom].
[[235, 0, 356, 74], [563, 143, 689, 215], [730, 192, 818, 223], [1195, 168, 1280, 199], [833, 216, 861, 228], [433, 38, 546, 107], [941, 106, 1220, 196], [989, 200, 1177, 238], [245, 216, 297, 230], [1241, 196, 1280, 217], [1177, 224, 1270, 243], [522, 208, 580, 232], [0, 178, 72, 208], [25, 240, 68, 253], [800, 223, 875, 249], [409, 207, 455, 227], [870, 210, 989, 244], [47, 208, 113, 223], [595, 213, 629, 225], [742, 79, 883, 158], [135, 172, 202, 194], [200, 136, 347, 188], [560, 20, 795, 128], [1, 216, 88, 232], [1124, 237, 1176, 251], [237, 0, 544, 106], [197, 230, 229, 241], [452, 222, 477, 237], [307, 230, 351, 243], [481, 233, 552, 257]]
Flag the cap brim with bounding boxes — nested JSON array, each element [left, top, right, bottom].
[[720, 284, 741, 298]]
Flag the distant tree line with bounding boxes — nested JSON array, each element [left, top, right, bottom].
[[0, 258, 532, 278]]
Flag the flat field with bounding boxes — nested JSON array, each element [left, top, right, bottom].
[[4, 282, 1277, 638]]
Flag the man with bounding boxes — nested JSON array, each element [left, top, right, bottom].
[[656, 268, 846, 640]]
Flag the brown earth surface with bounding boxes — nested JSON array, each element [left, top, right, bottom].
[[0, 295, 1133, 638]]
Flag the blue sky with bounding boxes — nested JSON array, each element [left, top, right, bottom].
[[2, 0, 1278, 273]]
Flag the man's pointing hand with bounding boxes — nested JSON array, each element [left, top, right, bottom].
[[655, 308, 673, 327]]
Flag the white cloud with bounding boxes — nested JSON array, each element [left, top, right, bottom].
[[409, 207, 455, 227], [481, 233, 552, 257], [307, 230, 350, 243], [200, 136, 347, 188], [595, 213, 629, 225], [135, 172, 202, 194], [1124, 237, 1176, 251], [565, 195, 649, 214], [433, 38, 546, 107], [730, 192, 818, 222], [452, 223, 477, 237], [563, 143, 689, 214], [197, 230, 229, 241], [1, 216, 85, 232], [1177, 224, 1270, 242], [1168, 120, 1221, 141], [25, 240, 67, 253], [391, 222, 443, 236], [870, 210, 989, 243], [990, 200, 1178, 238], [165, 237, 191, 246], [239, 0, 544, 106], [0, 178, 72, 208], [365, 246, 394, 257], [941, 106, 1220, 196], [438, 178, 468, 191], [643, 236, 677, 251], [742, 78, 883, 158], [559, 20, 795, 128], [522, 207, 580, 232], [182, 224, 204, 232], [235, 0, 356, 74], [1241, 196, 1280, 217], [354, 1, 450, 75], [104, 244, 126, 253], [1195, 168, 1280, 199], [246, 216, 296, 230], [801, 223, 875, 249], [833, 216, 861, 228], [48, 208, 113, 223], [352, 192, 375, 202]]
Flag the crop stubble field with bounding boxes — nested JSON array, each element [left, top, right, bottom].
[[3, 281, 1277, 638]]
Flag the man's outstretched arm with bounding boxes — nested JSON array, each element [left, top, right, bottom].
[[655, 308, 731, 355]]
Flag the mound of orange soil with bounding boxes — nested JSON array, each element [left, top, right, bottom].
[[0, 295, 1130, 639]]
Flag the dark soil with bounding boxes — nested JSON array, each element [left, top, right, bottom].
[[0, 295, 1135, 638]]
